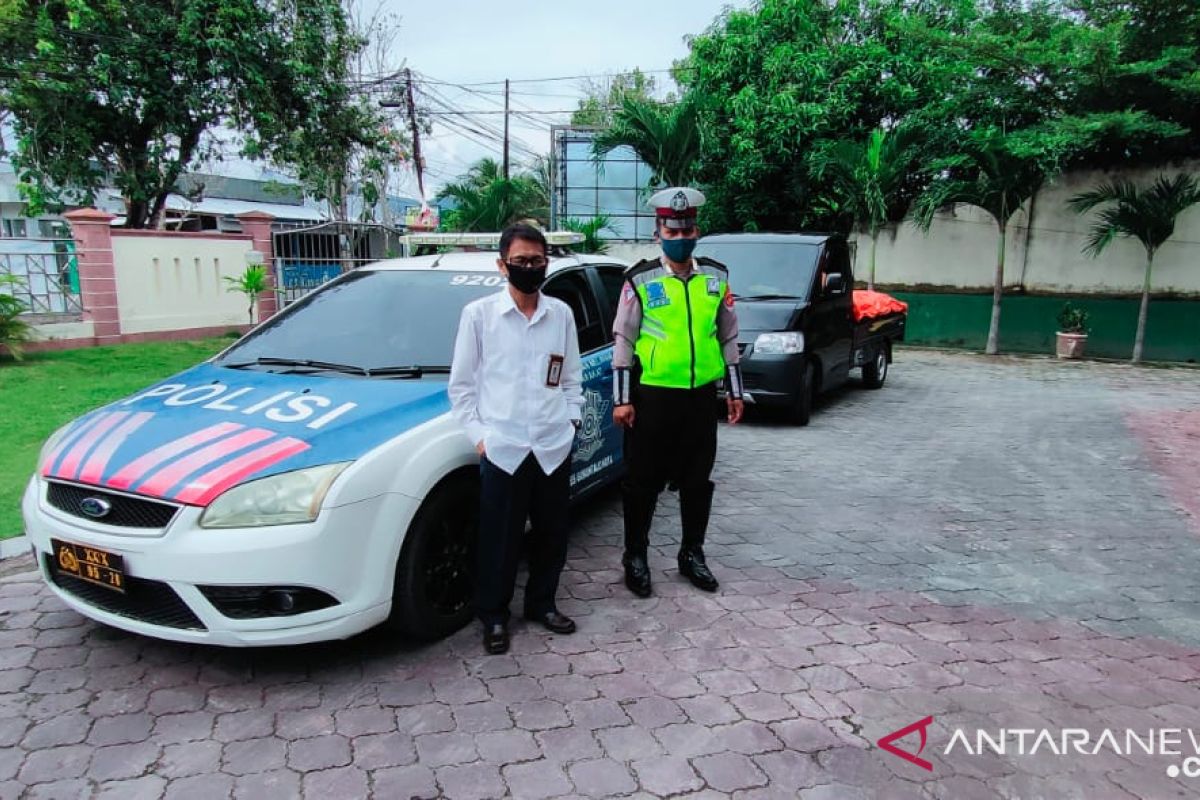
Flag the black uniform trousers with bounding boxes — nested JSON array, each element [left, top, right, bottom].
[[622, 382, 718, 556], [476, 453, 571, 626]]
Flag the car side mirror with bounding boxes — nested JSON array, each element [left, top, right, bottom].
[[825, 273, 846, 294]]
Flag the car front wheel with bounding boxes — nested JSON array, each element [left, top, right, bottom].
[[387, 475, 478, 640]]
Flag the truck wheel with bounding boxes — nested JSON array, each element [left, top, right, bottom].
[[862, 345, 888, 389], [386, 476, 478, 640], [790, 361, 816, 426]]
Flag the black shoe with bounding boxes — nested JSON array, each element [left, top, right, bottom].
[[678, 548, 719, 592], [623, 553, 653, 598], [483, 622, 509, 655], [524, 610, 576, 635]]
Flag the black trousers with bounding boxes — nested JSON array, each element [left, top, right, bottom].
[[476, 453, 571, 626], [622, 382, 718, 556]]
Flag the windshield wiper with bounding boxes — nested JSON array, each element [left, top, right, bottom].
[[737, 293, 804, 301], [366, 365, 451, 378], [223, 357, 369, 376]]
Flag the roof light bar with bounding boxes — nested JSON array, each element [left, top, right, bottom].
[[403, 231, 585, 248]]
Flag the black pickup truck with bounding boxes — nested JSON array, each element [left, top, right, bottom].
[[695, 232, 906, 425]]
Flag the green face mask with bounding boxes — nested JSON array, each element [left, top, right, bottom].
[[662, 237, 697, 264]]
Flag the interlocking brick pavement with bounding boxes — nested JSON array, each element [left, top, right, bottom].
[[1, 350, 1199, 798]]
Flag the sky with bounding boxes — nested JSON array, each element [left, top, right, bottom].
[[373, 0, 749, 199]]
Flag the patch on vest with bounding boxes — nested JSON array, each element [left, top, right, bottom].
[[645, 282, 670, 309], [706, 277, 721, 295]]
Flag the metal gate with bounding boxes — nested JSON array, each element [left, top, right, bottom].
[[272, 221, 406, 306], [0, 236, 83, 316]]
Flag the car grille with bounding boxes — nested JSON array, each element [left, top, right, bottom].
[[45, 555, 205, 630], [47, 482, 179, 529]]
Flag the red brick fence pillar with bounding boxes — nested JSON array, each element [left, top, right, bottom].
[[237, 212, 278, 322], [63, 208, 121, 346]]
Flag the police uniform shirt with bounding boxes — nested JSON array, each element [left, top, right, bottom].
[[612, 256, 741, 404]]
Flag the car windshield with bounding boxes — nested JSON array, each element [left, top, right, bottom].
[[214, 269, 506, 373], [694, 240, 821, 302]]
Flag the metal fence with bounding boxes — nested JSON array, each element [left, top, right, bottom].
[[0, 237, 84, 316], [272, 221, 405, 306]]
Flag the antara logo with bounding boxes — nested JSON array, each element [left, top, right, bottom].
[[877, 716, 936, 772]]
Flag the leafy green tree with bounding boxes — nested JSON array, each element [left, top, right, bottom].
[[223, 265, 274, 326], [591, 96, 700, 189], [912, 127, 1064, 356], [562, 216, 615, 255], [0, 0, 378, 228], [436, 158, 548, 232], [808, 126, 920, 289], [1067, 174, 1200, 363], [0, 275, 34, 361], [572, 69, 664, 128]]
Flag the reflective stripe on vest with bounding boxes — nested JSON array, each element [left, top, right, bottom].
[[633, 263, 726, 389]]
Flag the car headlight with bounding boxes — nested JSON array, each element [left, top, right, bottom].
[[753, 332, 805, 354], [198, 462, 351, 528]]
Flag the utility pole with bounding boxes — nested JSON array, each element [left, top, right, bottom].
[[503, 78, 510, 180], [403, 68, 426, 202]]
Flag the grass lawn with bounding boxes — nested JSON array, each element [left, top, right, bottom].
[[0, 338, 233, 540]]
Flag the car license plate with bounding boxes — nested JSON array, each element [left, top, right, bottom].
[[51, 539, 126, 593]]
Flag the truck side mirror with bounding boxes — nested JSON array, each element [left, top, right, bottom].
[[825, 273, 846, 294]]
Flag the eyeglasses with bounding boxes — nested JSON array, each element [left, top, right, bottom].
[[505, 257, 549, 269]]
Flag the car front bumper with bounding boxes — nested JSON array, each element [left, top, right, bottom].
[[22, 476, 418, 646]]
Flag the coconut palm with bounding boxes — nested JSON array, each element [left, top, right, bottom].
[[591, 96, 700, 188], [562, 215, 616, 254], [809, 126, 920, 290], [912, 127, 1056, 355], [223, 265, 274, 326], [1067, 174, 1200, 363], [436, 158, 548, 232]]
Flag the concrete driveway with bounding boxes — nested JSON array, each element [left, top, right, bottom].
[[1, 349, 1198, 799]]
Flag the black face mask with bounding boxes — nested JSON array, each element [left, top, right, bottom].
[[505, 264, 547, 294]]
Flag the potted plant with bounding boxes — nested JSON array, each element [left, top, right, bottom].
[[1055, 302, 1090, 359]]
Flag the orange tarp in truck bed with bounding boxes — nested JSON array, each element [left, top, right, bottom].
[[852, 290, 908, 323]]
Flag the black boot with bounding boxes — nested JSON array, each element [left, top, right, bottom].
[[622, 484, 656, 598], [678, 481, 718, 592]]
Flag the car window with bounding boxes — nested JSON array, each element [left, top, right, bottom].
[[543, 269, 606, 353], [594, 265, 626, 325], [214, 269, 502, 372]]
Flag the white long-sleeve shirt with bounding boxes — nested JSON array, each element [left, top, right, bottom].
[[448, 289, 584, 476]]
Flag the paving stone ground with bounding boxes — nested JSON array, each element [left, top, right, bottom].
[[2, 349, 1199, 799]]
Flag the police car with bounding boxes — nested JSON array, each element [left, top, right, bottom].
[[22, 233, 629, 646]]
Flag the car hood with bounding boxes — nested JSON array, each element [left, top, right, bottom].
[[39, 363, 452, 507], [735, 299, 807, 342]]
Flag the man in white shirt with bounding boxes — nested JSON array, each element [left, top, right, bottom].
[[448, 223, 584, 655]]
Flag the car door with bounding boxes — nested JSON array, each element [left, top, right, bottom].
[[542, 266, 621, 498], [809, 241, 854, 388]]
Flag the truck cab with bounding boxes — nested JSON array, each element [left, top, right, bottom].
[[695, 232, 905, 424]]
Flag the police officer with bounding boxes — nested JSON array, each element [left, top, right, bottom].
[[612, 187, 743, 597]]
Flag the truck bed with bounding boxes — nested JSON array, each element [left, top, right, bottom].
[[853, 311, 906, 348]]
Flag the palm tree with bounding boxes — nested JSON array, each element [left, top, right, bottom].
[[1067, 174, 1200, 363], [436, 158, 548, 232], [0, 275, 34, 361], [912, 128, 1056, 355], [809, 126, 919, 290], [563, 215, 616, 254], [591, 96, 700, 188], [223, 265, 274, 325]]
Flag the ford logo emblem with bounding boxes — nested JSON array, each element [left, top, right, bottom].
[[80, 497, 112, 519]]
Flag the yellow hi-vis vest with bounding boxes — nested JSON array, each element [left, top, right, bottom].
[[630, 258, 728, 389]]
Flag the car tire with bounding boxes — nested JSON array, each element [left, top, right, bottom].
[[790, 361, 816, 426], [862, 344, 889, 389], [386, 474, 478, 640]]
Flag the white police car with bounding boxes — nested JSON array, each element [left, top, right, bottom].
[[22, 233, 629, 646]]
